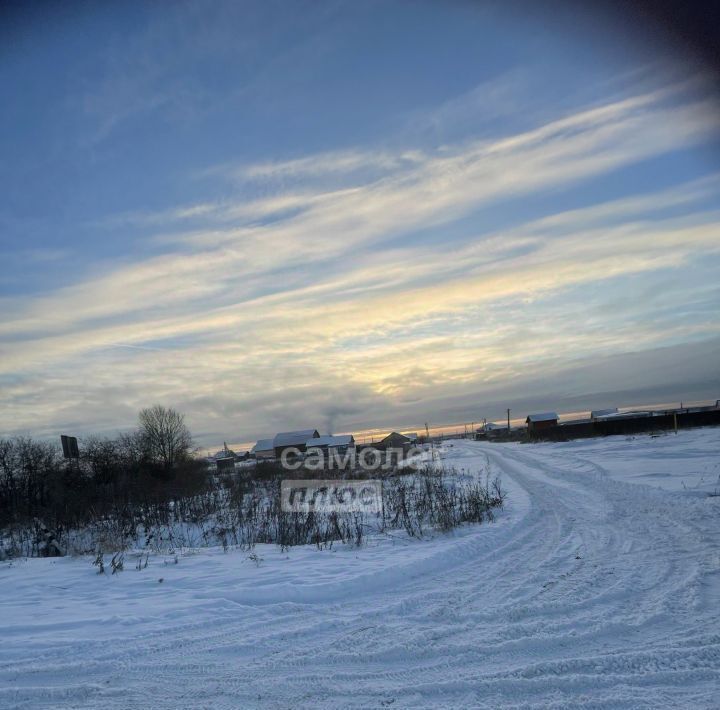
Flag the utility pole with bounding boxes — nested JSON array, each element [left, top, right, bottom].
[[425, 422, 434, 460], [507, 408, 511, 432]]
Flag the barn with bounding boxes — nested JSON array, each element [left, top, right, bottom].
[[526, 412, 559, 432]]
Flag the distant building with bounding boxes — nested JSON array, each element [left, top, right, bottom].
[[590, 408, 618, 420], [305, 434, 355, 454], [477, 422, 507, 439], [402, 432, 419, 443], [215, 456, 236, 472], [212, 443, 236, 460], [377, 432, 413, 451], [273, 429, 320, 458], [483, 422, 505, 431], [251, 438, 275, 460], [526, 412, 559, 432]]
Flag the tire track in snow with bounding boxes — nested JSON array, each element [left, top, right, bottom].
[[2, 438, 719, 708]]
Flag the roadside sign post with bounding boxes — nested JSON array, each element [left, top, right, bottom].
[[60, 435, 79, 459]]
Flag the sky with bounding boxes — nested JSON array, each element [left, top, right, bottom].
[[1, 0, 719, 449]]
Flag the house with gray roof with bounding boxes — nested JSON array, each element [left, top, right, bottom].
[[305, 434, 355, 453], [273, 429, 320, 457], [251, 438, 275, 460]]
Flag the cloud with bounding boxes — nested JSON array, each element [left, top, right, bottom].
[[1, 79, 719, 444], [206, 149, 425, 184], [6, 83, 718, 332]]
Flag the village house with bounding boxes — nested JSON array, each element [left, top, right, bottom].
[[477, 422, 507, 439], [251, 438, 275, 461], [273, 429, 320, 458], [305, 434, 355, 454], [526, 412, 559, 432], [377, 432, 413, 451], [590, 408, 618, 420]]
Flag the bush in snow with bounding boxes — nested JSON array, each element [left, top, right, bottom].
[[0, 429, 504, 558]]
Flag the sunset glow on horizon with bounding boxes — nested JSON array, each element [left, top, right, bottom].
[[1, 2, 719, 447]]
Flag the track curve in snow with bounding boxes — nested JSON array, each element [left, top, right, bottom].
[[1, 435, 719, 708]]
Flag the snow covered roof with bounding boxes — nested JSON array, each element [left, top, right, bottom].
[[273, 430, 319, 447], [251, 438, 274, 453], [213, 448, 236, 459], [599, 411, 649, 419], [526, 412, 559, 423], [306, 434, 354, 448], [380, 432, 412, 444], [402, 432, 419, 441], [591, 408, 618, 419], [484, 422, 505, 430]]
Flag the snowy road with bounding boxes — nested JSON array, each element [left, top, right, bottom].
[[2, 432, 720, 708]]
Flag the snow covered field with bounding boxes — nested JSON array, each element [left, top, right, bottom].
[[1, 428, 719, 708]]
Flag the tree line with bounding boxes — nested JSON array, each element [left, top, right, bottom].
[[0, 406, 204, 537]]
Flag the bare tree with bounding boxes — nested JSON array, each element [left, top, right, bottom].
[[82, 435, 120, 484], [138, 405, 193, 471]]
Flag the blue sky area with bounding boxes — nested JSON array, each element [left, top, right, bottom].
[[1, 1, 719, 446]]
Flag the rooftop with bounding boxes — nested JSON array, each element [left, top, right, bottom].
[[306, 434, 354, 448], [273, 430, 320, 447], [251, 438, 274, 453], [527, 412, 559, 423]]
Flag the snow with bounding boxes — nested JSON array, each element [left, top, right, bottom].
[[1, 428, 719, 708], [520, 427, 720, 495], [526, 412, 559, 423], [306, 434, 354, 448], [273, 430, 319, 447], [590, 408, 618, 419], [251, 438, 274, 454]]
